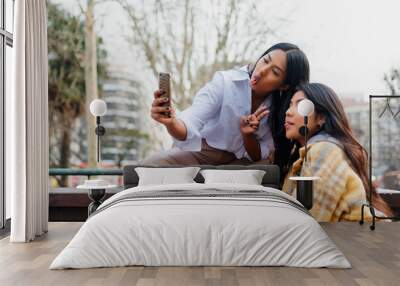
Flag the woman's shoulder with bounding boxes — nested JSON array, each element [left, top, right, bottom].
[[309, 140, 342, 150], [307, 141, 345, 160], [218, 66, 250, 82], [306, 133, 344, 156]]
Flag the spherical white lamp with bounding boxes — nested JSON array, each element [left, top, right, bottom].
[[90, 99, 107, 117], [297, 99, 314, 117]]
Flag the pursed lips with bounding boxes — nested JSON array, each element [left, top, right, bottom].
[[251, 74, 261, 86], [284, 120, 295, 129]]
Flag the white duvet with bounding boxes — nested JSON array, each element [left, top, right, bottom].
[[50, 183, 351, 269]]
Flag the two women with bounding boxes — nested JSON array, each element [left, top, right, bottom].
[[142, 43, 310, 170], [143, 42, 392, 221]]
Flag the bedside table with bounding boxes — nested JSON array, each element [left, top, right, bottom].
[[77, 180, 117, 216]]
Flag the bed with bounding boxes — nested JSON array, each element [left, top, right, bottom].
[[50, 165, 351, 269]]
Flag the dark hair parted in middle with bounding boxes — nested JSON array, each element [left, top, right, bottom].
[[249, 43, 310, 180]]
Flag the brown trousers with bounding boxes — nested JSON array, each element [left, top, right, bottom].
[[139, 139, 271, 165]]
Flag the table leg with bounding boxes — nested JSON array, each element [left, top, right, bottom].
[[88, 188, 106, 216]]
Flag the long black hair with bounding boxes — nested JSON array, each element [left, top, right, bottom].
[[290, 83, 393, 216], [248, 43, 310, 181]]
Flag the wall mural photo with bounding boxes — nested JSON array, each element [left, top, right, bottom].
[[47, 0, 400, 221]]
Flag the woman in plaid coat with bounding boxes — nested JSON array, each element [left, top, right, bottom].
[[282, 83, 393, 222]]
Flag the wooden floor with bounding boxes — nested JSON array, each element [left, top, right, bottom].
[[0, 222, 399, 286]]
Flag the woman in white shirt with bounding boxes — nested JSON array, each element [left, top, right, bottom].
[[142, 43, 310, 169]]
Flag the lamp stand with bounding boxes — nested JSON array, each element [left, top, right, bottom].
[[304, 116, 308, 163], [289, 115, 315, 210], [94, 116, 106, 163]]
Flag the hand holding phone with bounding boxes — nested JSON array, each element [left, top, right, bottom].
[[151, 73, 175, 125], [158, 72, 171, 117]]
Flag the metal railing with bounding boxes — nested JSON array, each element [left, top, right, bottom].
[[49, 168, 124, 193], [49, 168, 123, 179]]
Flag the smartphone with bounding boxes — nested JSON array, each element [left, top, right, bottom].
[[159, 72, 171, 117]]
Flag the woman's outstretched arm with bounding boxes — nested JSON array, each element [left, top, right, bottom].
[[150, 90, 188, 140], [164, 118, 187, 141], [151, 72, 224, 147]]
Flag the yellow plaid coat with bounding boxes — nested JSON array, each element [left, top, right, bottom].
[[282, 134, 372, 222]]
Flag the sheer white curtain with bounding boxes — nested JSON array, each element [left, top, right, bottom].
[[7, 0, 49, 242]]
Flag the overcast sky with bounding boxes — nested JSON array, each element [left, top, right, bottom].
[[277, 0, 400, 99], [54, 0, 400, 100]]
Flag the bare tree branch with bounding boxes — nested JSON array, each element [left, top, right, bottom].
[[118, 0, 282, 110], [75, 0, 85, 15]]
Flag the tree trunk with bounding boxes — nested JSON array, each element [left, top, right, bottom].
[[85, 0, 99, 168], [59, 124, 72, 187]]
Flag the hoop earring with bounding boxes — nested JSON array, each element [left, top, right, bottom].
[[279, 90, 283, 97]]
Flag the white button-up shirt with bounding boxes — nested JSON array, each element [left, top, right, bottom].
[[174, 66, 274, 161]]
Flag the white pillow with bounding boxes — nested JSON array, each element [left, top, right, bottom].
[[135, 167, 201, 186], [200, 169, 266, 185]]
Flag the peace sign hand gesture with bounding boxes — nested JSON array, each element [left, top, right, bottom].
[[239, 104, 269, 136]]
